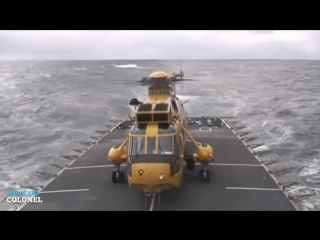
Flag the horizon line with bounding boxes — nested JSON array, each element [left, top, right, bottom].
[[0, 58, 319, 61]]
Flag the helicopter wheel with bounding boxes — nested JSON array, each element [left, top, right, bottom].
[[112, 171, 125, 184], [186, 159, 195, 170], [199, 169, 210, 182], [118, 171, 124, 183]]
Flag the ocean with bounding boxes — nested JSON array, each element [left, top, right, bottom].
[[0, 60, 319, 207]]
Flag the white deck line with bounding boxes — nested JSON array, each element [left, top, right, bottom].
[[65, 163, 261, 171], [41, 189, 90, 194], [226, 187, 282, 191]]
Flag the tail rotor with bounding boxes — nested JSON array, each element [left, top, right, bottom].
[[179, 59, 184, 79], [180, 69, 184, 79]]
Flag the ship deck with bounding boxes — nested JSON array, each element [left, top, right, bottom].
[[20, 120, 296, 211]]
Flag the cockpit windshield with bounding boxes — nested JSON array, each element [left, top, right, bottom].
[[131, 136, 144, 155], [129, 135, 175, 156], [158, 136, 172, 154]]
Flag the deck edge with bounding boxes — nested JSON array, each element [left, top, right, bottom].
[[12, 121, 128, 211], [218, 117, 318, 211]]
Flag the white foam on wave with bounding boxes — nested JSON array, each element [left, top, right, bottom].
[[0, 76, 17, 90], [306, 175, 320, 183], [299, 159, 320, 177], [260, 118, 295, 146], [42, 73, 51, 78], [252, 145, 270, 154], [176, 94, 192, 102], [71, 68, 87, 71], [112, 64, 146, 69], [262, 120, 268, 127]]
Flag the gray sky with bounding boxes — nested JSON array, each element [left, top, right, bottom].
[[0, 30, 320, 60]]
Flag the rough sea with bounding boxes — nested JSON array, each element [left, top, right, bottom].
[[0, 60, 319, 208]]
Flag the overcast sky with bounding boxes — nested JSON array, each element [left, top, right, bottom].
[[0, 30, 319, 60]]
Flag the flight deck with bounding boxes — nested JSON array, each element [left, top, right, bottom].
[[9, 116, 316, 211]]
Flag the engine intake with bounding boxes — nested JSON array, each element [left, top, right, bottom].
[[129, 98, 143, 107]]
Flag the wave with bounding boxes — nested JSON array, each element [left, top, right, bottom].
[[300, 159, 320, 177], [112, 64, 146, 69], [41, 73, 51, 78], [71, 68, 87, 71]]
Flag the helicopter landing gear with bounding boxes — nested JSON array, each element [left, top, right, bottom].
[[112, 171, 124, 183], [186, 159, 195, 170], [199, 163, 210, 182], [112, 165, 125, 183], [199, 169, 210, 182]]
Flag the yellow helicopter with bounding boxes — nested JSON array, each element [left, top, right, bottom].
[[107, 71, 214, 194]]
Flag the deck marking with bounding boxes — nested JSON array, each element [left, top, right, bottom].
[[41, 189, 90, 194], [16, 121, 126, 211], [66, 165, 115, 170], [226, 187, 281, 191], [149, 193, 156, 211], [66, 163, 261, 171], [208, 163, 262, 167]]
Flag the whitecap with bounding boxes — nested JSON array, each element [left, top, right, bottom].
[[72, 68, 87, 71], [113, 64, 145, 69], [42, 73, 51, 78], [299, 159, 320, 177]]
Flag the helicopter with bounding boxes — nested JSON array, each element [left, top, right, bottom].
[[107, 70, 214, 194]]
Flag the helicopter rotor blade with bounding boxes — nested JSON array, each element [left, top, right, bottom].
[[106, 75, 199, 86], [174, 78, 198, 82], [107, 80, 141, 85]]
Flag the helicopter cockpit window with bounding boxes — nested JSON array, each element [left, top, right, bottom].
[[131, 136, 145, 155], [147, 137, 156, 154], [158, 136, 173, 154]]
